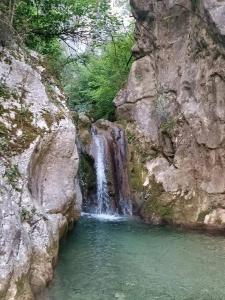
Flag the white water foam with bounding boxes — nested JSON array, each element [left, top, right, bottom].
[[81, 212, 125, 222]]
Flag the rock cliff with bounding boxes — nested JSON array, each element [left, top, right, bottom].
[[115, 0, 225, 228], [0, 43, 81, 299]]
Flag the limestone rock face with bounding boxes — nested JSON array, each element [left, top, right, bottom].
[[0, 45, 81, 299], [115, 0, 225, 227]]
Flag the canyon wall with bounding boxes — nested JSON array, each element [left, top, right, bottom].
[[115, 0, 225, 227], [0, 42, 81, 299]]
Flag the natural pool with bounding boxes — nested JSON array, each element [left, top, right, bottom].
[[39, 215, 225, 300]]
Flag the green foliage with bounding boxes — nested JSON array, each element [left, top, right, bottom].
[[155, 92, 177, 135], [160, 117, 176, 135], [143, 181, 173, 219], [4, 164, 20, 189], [66, 33, 133, 120], [1, 0, 121, 55], [127, 130, 136, 144], [0, 83, 11, 98], [21, 207, 34, 222], [1, 0, 133, 121]]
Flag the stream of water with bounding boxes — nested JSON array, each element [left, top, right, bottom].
[[90, 126, 132, 216], [39, 215, 225, 300], [93, 134, 111, 214]]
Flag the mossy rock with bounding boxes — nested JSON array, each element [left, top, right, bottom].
[[191, 0, 199, 11], [0, 83, 11, 99], [142, 180, 174, 220], [0, 106, 43, 157], [79, 153, 96, 196], [4, 164, 21, 190], [42, 110, 54, 127], [15, 275, 33, 300], [197, 209, 212, 223], [130, 157, 145, 192]]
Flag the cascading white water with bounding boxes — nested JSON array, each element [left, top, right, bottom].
[[93, 134, 111, 214], [88, 123, 132, 217]]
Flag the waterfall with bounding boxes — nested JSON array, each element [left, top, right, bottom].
[[93, 134, 111, 214], [90, 122, 132, 216]]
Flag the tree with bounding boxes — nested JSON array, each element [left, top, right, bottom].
[[0, 0, 122, 54], [66, 32, 133, 120]]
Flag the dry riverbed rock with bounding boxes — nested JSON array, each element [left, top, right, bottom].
[[0, 44, 81, 299], [115, 0, 225, 228]]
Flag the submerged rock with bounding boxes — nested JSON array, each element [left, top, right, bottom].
[[0, 44, 81, 299], [115, 0, 225, 228]]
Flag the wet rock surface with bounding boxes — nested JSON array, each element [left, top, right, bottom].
[[115, 0, 225, 228]]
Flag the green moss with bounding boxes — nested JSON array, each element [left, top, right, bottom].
[[79, 153, 96, 194], [42, 109, 65, 127], [0, 136, 8, 152], [55, 110, 65, 124], [42, 110, 54, 127], [0, 83, 11, 98], [4, 164, 21, 189], [143, 181, 173, 219], [120, 121, 174, 220], [197, 209, 212, 223], [0, 106, 43, 157], [15, 275, 32, 299], [126, 130, 136, 143], [0, 121, 10, 153], [44, 81, 63, 108], [191, 0, 199, 11], [12, 106, 42, 153], [21, 207, 32, 222], [130, 157, 145, 192], [1, 87, 20, 100], [126, 127, 157, 164], [215, 217, 223, 225], [160, 117, 176, 135], [4, 57, 12, 65], [0, 121, 8, 134], [0, 103, 5, 114]]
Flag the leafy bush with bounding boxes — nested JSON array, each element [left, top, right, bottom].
[[66, 33, 133, 120]]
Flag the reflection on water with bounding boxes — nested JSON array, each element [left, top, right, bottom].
[[39, 216, 225, 300]]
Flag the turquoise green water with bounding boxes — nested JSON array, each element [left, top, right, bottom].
[[40, 215, 225, 300]]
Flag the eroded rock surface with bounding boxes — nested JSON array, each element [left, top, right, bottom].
[[115, 0, 225, 228], [0, 44, 81, 299]]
